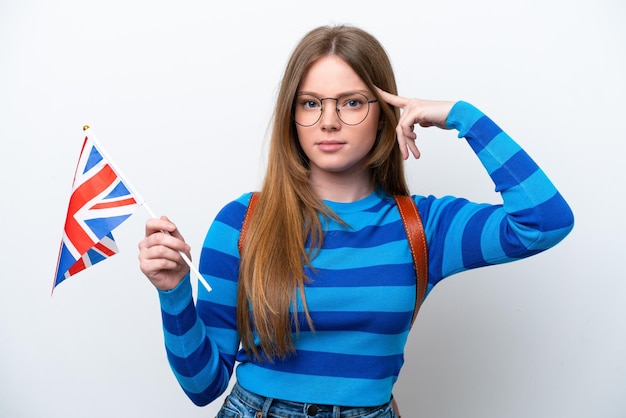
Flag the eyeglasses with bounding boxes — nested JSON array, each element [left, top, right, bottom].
[[293, 92, 378, 127]]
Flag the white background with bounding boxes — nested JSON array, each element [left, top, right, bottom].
[[1, 1, 624, 417]]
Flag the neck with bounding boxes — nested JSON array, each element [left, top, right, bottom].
[[309, 168, 374, 202]]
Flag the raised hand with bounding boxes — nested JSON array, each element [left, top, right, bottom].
[[376, 88, 455, 160]]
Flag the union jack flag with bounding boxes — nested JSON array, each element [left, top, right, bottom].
[[53, 134, 140, 291]]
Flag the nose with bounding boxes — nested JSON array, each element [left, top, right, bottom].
[[319, 100, 341, 129]]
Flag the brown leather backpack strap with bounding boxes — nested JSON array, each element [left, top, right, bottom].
[[238, 192, 260, 255], [394, 195, 428, 327]]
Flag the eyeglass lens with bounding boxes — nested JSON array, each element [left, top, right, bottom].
[[293, 93, 375, 126]]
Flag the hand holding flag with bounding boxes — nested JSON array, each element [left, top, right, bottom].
[[53, 127, 210, 293]]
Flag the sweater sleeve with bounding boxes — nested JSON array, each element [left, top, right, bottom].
[[156, 194, 251, 406], [422, 101, 574, 290]]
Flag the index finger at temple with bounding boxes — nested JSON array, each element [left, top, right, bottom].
[[375, 87, 408, 108]]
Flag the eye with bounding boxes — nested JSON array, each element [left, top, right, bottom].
[[339, 94, 366, 110], [304, 100, 319, 109], [298, 95, 321, 110]]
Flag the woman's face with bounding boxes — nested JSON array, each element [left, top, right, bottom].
[[295, 55, 380, 182]]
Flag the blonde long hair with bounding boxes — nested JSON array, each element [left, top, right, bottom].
[[237, 25, 409, 360]]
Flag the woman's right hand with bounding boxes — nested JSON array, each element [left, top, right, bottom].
[[138, 216, 191, 291]]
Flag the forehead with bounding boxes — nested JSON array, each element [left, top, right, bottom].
[[298, 55, 368, 95]]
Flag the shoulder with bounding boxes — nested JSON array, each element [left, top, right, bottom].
[[213, 192, 257, 229]]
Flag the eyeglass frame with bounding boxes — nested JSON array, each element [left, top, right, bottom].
[[292, 92, 379, 127]]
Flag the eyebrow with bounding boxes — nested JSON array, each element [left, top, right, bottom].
[[296, 89, 373, 97]]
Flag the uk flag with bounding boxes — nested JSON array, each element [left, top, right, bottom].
[[53, 134, 140, 290]]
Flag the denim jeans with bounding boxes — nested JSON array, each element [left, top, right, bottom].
[[216, 383, 398, 418]]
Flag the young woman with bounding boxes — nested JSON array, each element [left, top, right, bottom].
[[139, 25, 574, 417]]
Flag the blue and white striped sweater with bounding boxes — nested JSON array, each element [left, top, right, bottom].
[[157, 101, 574, 407]]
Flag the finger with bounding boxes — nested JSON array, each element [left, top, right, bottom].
[[406, 139, 421, 159], [150, 230, 190, 253], [138, 242, 174, 273], [397, 112, 418, 142], [145, 217, 176, 236], [140, 250, 179, 272], [145, 217, 189, 247], [396, 133, 409, 160], [375, 87, 409, 108], [139, 235, 190, 276], [159, 216, 189, 243], [138, 253, 185, 281], [145, 239, 185, 262], [395, 123, 413, 160]]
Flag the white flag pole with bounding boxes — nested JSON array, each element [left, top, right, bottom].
[[83, 125, 212, 292]]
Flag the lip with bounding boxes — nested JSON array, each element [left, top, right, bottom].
[[316, 140, 346, 152]]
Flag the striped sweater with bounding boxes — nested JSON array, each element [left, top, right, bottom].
[[157, 101, 574, 407]]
